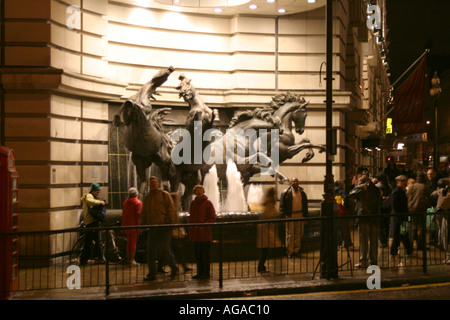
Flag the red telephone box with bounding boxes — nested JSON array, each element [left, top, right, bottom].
[[0, 147, 19, 300]]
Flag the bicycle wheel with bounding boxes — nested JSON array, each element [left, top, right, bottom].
[[69, 236, 86, 264], [104, 235, 127, 264]]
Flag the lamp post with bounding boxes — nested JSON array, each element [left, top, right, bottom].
[[319, 0, 338, 280], [430, 71, 442, 169]]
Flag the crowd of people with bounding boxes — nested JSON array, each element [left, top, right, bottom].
[[78, 162, 450, 280], [339, 164, 450, 268]]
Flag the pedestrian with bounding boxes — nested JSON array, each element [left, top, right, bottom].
[[279, 177, 309, 258], [406, 172, 430, 251], [434, 178, 450, 262], [407, 178, 415, 191], [121, 187, 142, 266], [427, 168, 439, 194], [375, 173, 392, 249], [188, 185, 216, 280], [140, 176, 179, 281], [170, 192, 193, 273], [427, 168, 441, 245], [334, 180, 353, 249], [256, 187, 282, 273], [351, 167, 367, 189], [390, 175, 413, 266], [79, 183, 106, 265], [349, 175, 381, 268]]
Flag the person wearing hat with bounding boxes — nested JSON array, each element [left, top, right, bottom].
[[390, 175, 413, 266], [121, 187, 142, 266], [79, 183, 106, 265], [188, 184, 216, 280]]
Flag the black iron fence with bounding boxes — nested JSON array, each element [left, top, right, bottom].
[[1, 211, 449, 298]]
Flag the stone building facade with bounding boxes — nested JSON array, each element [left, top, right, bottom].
[[0, 0, 390, 241]]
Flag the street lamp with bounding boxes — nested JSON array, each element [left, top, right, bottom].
[[319, 0, 338, 280], [430, 71, 442, 169]]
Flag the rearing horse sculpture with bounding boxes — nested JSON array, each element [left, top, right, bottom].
[[174, 92, 325, 208], [203, 92, 325, 185], [113, 66, 175, 194]]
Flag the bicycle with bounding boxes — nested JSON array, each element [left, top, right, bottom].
[[69, 221, 128, 265]]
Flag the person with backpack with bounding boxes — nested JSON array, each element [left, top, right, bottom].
[[79, 183, 106, 265]]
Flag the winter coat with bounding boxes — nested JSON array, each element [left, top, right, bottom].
[[81, 192, 104, 225], [349, 181, 381, 225], [188, 195, 216, 242], [391, 186, 409, 224], [256, 201, 282, 248], [279, 186, 309, 218], [406, 182, 430, 213], [140, 189, 176, 226], [122, 196, 142, 232], [349, 181, 382, 216]]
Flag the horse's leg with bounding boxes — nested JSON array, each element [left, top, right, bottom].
[[286, 142, 325, 157], [132, 154, 150, 198]]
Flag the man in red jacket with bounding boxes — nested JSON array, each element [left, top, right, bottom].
[[188, 185, 216, 280]]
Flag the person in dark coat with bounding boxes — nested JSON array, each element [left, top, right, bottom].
[[279, 177, 309, 258], [406, 172, 430, 250], [349, 175, 381, 268], [390, 175, 413, 266], [375, 172, 392, 248], [188, 185, 216, 280]]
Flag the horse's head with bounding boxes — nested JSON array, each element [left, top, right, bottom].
[[121, 100, 151, 127], [176, 74, 195, 102], [291, 101, 308, 135]]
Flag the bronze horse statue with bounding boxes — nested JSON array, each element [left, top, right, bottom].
[[200, 93, 325, 185], [175, 92, 325, 209], [113, 66, 176, 195], [113, 68, 324, 209]]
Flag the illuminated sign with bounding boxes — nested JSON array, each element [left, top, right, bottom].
[[386, 118, 393, 134]]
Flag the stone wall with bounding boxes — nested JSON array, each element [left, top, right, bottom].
[[0, 0, 383, 241]]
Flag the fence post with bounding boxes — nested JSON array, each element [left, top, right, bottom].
[[105, 227, 110, 297], [219, 224, 223, 288], [422, 213, 427, 273]]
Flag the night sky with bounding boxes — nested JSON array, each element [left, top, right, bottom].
[[386, 0, 450, 84], [386, 0, 450, 142]]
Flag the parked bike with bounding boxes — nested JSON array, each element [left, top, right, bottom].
[[69, 221, 127, 265]]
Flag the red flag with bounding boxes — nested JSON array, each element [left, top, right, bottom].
[[392, 56, 427, 136]]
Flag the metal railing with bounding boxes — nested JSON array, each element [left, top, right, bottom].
[[1, 211, 448, 298]]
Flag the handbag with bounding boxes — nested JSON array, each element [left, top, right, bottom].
[[89, 202, 106, 222]]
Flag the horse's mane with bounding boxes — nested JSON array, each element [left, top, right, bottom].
[[151, 108, 173, 149], [229, 107, 279, 128], [268, 92, 306, 109], [229, 92, 306, 128]]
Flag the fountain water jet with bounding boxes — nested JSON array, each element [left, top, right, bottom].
[[203, 164, 221, 213], [247, 184, 264, 212], [224, 160, 247, 212]]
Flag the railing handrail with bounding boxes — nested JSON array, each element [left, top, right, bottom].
[[0, 211, 439, 237]]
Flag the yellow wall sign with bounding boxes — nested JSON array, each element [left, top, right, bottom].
[[386, 118, 393, 134]]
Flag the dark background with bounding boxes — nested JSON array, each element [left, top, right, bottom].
[[386, 0, 450, 145]]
